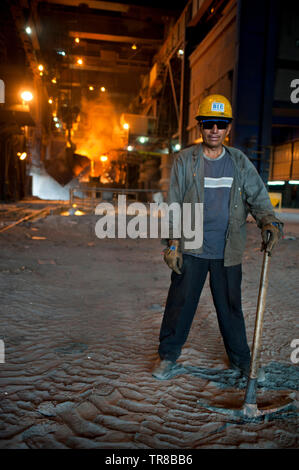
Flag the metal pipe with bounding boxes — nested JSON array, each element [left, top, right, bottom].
[[168, 62, 180, 125], [244, 250, 270, 405], [69, 188, 73, 206], [198, 248, 295, 420]]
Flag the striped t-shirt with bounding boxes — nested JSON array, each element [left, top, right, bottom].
[[188, 147, 234, 259]]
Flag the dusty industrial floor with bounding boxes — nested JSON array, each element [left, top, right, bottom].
[[0, 205, 298, 449]]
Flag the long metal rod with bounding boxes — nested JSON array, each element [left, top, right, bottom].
[[0, 206, 64, 234], [0, 209, 48, 233], [168, 62, 180, 125], [243, 250, 270, 412], [250, 251, 270, 377], [197, 248, 295, 419]]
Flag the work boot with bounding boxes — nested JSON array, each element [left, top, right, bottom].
[[229, 361, 266, 382], [152, 359, 176, 380], [229, 361, 250, 377]]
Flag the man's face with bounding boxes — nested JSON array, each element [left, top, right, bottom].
[[199, 120, 231, 149]]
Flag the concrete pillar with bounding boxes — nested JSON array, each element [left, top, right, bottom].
[[231, 0, 280, 181]]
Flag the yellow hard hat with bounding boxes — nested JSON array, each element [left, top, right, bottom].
[[195, 94, 233, 121]]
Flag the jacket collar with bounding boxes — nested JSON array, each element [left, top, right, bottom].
[[191, 143, 241, 180], [192, 143, 230, 158], [192, 143, 239, 163], [192, 143, 204, 159]]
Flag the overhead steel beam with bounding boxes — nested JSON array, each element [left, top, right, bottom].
[[38, 0, 179, 20], [38, 4, 164, 41], [9, 3, 40, 80], [68, 54, 149, 67], [38, 0, 129, 13], [69, 63, 149, 73], [69, 31, 163, 46]]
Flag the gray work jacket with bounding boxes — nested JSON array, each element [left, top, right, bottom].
[[166, 143, 282, 267]]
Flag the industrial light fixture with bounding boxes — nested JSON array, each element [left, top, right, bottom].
[[38, 65, 44, 77], [100, 86, 106, 92], [174, 143, 181, 151], [20, 152, 27, 160], [20, 91, 33, 102], [89, 86, 94, 91], [289, 180, 299, 184], [267, 181, 285, 186], [53, 116, 58, 122], [25, 26, 32, 35], [127, 145, 133, 151], [57, 50, 66, 56], [75, 37, 80, 43], [51, 77, 57, 84], [77, 58, 83, 65], [138, 136, 148, 144], [55, 123, 60, 128], [100, 155, 108, 162], [131, 44, 137, 50], [48, 98, 53, 104], [178, 49, 184, 56], [123, 123, 129, 130]]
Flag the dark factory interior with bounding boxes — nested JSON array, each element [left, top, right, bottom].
[[1, 0, 299, 206], [0, 0, 298, 453]]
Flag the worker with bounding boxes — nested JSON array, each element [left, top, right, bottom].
[[152, 94, 283, 380]]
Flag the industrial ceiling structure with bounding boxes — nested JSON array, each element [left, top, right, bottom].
[[1, 0, 299, 205], [31, 0, 186, 111], [0, 0, 190, 199]]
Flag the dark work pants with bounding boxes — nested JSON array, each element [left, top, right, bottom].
[[158, 255, 251, 367]]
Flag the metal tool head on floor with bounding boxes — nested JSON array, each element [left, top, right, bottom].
[[197, 249, 297, 422]]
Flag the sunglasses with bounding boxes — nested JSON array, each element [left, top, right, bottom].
[[200, 119, 230, 130]]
